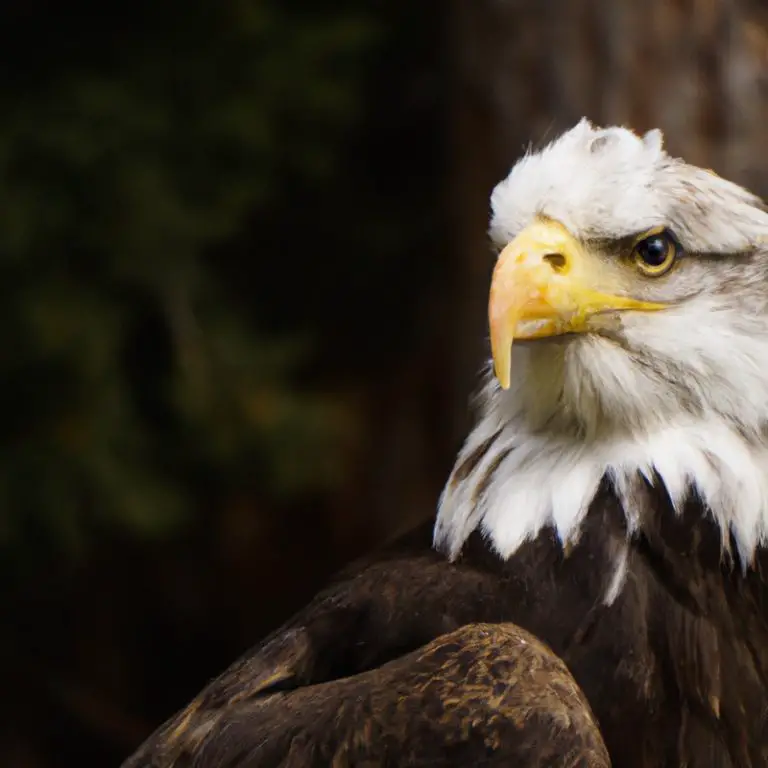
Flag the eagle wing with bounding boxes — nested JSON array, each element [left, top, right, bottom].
[[122, 621, 609, 768], [123, 521, 609, 766]]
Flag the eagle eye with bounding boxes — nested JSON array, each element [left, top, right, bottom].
[[632, 229, 680, 276]]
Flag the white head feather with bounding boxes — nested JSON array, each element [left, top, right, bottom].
[[435, 119, 768, 576]]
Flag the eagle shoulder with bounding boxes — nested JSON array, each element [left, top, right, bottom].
[[123, 622, 609, 768]]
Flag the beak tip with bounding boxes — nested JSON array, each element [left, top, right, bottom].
[[492, 358, 511, 391], [490, 321, 513, 390]]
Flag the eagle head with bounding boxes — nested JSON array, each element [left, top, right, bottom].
[[436, 119, 768, 571]]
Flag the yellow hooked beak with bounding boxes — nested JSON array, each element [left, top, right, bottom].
[[489, 218, 667, 389]]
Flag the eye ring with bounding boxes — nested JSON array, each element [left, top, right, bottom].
[[632, 228, 680, 277]]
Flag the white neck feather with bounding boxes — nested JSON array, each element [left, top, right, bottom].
[[434, 350, 768, 568]]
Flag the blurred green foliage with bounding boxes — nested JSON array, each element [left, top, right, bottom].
[[0, 1, 379, 558]]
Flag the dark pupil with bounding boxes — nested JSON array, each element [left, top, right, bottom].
[[638, 236, 668, 266]]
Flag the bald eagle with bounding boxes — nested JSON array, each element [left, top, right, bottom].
[[123, 120, 768, 767]]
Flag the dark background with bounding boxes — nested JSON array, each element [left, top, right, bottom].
[[2, 1, 767, 766]]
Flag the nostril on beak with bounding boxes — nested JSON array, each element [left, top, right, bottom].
[[542, 253, 567, 271]]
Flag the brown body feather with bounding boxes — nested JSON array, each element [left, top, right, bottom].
[[122, 478, 768, 767], [126, 622, 608, 767]]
